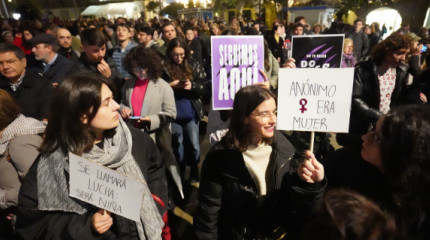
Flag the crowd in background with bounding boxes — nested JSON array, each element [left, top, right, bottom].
[[1, 12, 430, 240]]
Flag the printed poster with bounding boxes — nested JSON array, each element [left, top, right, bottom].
[[291, 34, 344, 68], [211, 36, 264, 110]]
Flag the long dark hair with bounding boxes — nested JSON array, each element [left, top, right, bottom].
[[165, 37, 192, 81], [303, 189, 400, 240], [223, 85, 276, 152], [40, 73, 115, 155], [380, 105, 430, 230]]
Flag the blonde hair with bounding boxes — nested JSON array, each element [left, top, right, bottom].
[[343, 38, 354, 51]]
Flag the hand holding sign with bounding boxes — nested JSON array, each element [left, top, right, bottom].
[[297, 150, 324, 183], [92, 209, 113, 234], [69, 153, 145, 222]]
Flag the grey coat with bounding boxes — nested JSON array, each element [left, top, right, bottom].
[[121, 77, 176, 134], [121, 77, 181, 195], [0, 135, 42, 208], [265, 51, 280, 91]]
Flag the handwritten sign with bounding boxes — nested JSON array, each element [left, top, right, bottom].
[[292, 34, 344, 68], [69, 153, 145, 222], [211, 36, 264, 110], [277, 68, 354, 133]]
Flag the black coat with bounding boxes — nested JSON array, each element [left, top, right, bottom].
[[349, 57, 409, 136], [323, 148, 430, 240], [14, 125, 168, 240], [188, 39, 203, 63], [70, 53, 123, 102], [323, 147, 391, 208], [0, 71, 52, 120], [194, 131, 326, 240], [408, 69, 430, 104], [30, 54, 74, 84], [266, 34, 285, 64], [58, 47, 80, 63], [162, 58, 206, 120]]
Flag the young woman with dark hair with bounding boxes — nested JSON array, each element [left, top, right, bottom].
[[194, 85, 326, 240], [15, 73, 167, 239], [121, 45, 178, 207], [376, 105, 430, 239], [162, 37, 206, 182], [325, 105, 430, 239]]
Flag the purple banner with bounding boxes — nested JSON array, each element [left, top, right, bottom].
[[292, 34, 344, 69], [211, 36, 264, 110]]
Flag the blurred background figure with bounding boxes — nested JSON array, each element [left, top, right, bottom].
[[341, 38, 357, 68], [0, 89, 45, 239], [303, 189, 401, 240]]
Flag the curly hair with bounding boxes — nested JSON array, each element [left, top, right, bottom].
[[123, 45, 162, 80], [165, 37, 192, 81], [371, 33, 413, 65], [380, 105, 430, 228]]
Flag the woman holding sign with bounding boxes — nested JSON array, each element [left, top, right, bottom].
[[194, 85, 326, 240], [15, 73, 167, 239]]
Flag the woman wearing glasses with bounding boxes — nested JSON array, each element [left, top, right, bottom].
[[194, 85, 326, 240], [121, 45, 176, 175], [326, 105, 430, 239], [162, 37, 206, 182]]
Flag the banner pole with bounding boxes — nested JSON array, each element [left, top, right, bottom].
[[310, 131, 315, 153]]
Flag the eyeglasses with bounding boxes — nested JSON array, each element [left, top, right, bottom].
[[252, 110, 277, 121], [367, 123, 382, 144]]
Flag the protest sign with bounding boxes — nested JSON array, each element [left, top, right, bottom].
[[211, 36, 264, 110], [292, 34, 344, 68], [69, 153, 145, 222], [277, 68, 354, 133]]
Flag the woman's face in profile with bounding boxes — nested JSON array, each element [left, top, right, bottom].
[[245, 97, 277, 145], [361, 118, 383, 172], [87, 84, 120, 135], [384, 48, 409, 68], [23, 30, 32, 41]]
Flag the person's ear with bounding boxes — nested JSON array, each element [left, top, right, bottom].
[[21, 57, 27, 68]]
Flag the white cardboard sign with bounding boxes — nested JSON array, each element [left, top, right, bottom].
[[277, 68, 354, 133], [69, 153, 145, 222]]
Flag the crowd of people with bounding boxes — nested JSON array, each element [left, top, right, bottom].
[[0, 12, 430, 240]]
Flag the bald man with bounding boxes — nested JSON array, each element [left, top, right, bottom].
[[57, 28, 80, 63]]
